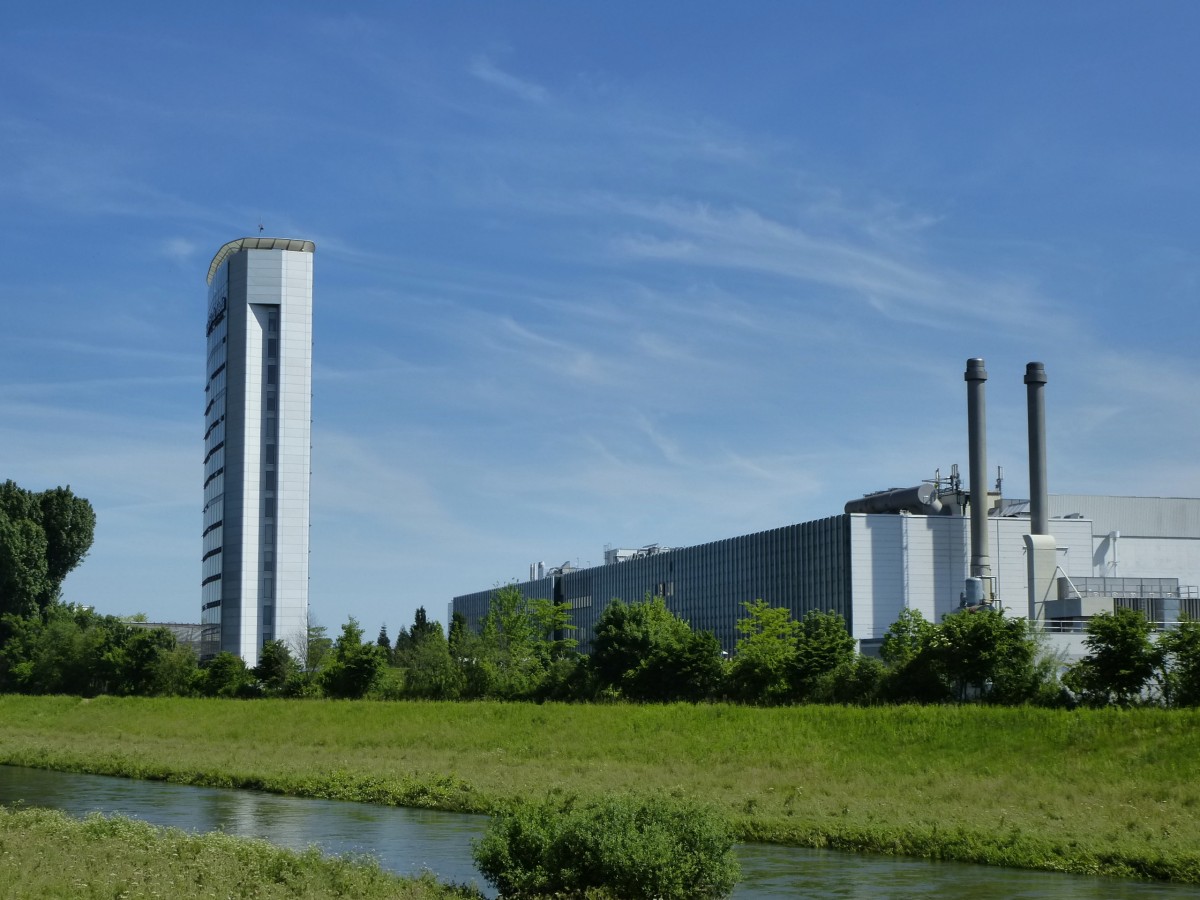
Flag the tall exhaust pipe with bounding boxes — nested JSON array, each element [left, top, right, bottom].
[[1024, 362, 1049, 535], [965, 358, 992, 598]]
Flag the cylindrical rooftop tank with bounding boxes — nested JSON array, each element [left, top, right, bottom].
[[964, 577, 986, 606], [844, 483, 944, 515]]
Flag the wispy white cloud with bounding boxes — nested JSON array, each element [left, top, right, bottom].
[[604, 198, 1067, 336], [161, 237, 199, 263], [469, 56, 549, 103]]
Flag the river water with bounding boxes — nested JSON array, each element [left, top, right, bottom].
[[0, 765, 1189, 898]]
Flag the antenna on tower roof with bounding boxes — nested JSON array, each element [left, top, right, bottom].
[[258, 221, 264, 234]]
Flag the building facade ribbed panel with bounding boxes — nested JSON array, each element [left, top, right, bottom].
[[454, 517, 851, 653], [1048, 495, 1200, 538]]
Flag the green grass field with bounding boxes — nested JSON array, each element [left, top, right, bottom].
[[0, 805, 480, 899], [1, 696, 1197, 883]]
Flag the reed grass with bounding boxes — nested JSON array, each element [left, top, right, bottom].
[[1, 696, 1197, 882], [0, 805, 481, 899]]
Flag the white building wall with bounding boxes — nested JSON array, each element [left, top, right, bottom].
[[275, 249, 312, 655], [848, 514, 901, 641], [848, 513, 1097, 641], [1093, 538, 1200, 589]]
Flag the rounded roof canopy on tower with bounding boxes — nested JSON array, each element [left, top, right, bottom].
[[206, 237, 316, 285]]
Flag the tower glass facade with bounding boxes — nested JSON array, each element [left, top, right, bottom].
[[202, 237, 313, 667]]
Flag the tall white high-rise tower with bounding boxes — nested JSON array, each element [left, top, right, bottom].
[[202, 237, 313, 667]]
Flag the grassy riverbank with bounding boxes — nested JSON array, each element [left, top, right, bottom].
[[1, 696, 1197, 883], [0, 806, 480, 899]]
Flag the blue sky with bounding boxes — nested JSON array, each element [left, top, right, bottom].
[[3, 3, 1198, 637]]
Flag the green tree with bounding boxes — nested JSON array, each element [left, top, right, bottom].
[[1065, 607, 1161, 707], [1160, 616, 1200, 708], [410, 606, 442, 643], [152, 643, 201, 696], [288, 616, 332, 680], [933, 608, 1041, 704], [0, 481, 94, 617], [202, 652, 255, 698], [791, 609, 856, 699], [0, 603, 198, 698], [448, 610, 468, 654], [321, 618, 386, 699], [253, 639, 302, 696], [878, 608, 949, 703], [375, 624, 392, 665], [592, 595, 723, 702], [0, 515, 50, 619], [458, 586, 578, 699], [113, 626, 179, 696], [727, 600, 800, 704], [880, 608, 934, 670], [400, 626, 463, 699], [38, 487, 97, 594]]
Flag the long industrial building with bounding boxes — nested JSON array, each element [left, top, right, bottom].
[[202, 237, 314, 666], [452, 361, 1200, 660]]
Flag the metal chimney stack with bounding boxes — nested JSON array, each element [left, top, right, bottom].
[[1024, 362, 1049, 536], [965, 358, 992, 596]]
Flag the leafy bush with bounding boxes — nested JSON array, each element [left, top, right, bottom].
[[808, 655, 886, 705], [473, 793, 739, 899]]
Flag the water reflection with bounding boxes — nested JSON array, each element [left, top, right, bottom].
[[0, 766, 1188, 899], [0, 765, 490, 893]]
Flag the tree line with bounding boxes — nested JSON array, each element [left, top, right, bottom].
[[3, 478, 1196, 707], [4, 585, 1199, 708]]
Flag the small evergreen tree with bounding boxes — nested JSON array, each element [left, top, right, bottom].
[[375, 624, 392, 665], [253, 639, 301, 696]]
